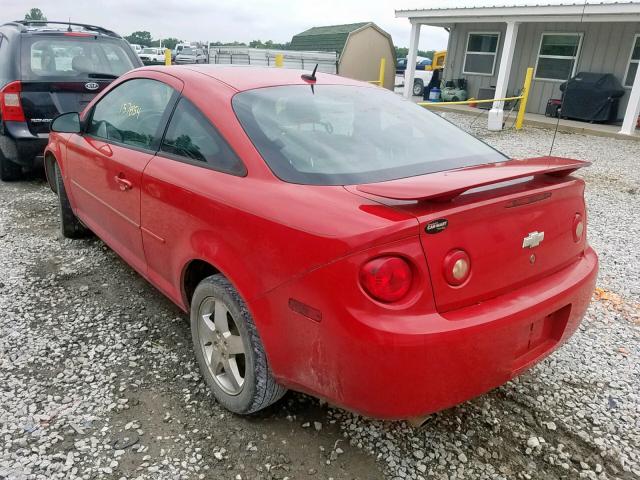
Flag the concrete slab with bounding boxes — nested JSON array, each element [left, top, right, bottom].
[[412, 101, 640, 141]]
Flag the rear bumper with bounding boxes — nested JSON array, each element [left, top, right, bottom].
[[252, 247, 598, 420], [0, 121, 47, 167]]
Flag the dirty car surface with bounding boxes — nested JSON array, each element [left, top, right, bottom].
[[45, 65, 598, 420]]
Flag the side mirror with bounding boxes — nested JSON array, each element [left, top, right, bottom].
[[50, 112, 81, 134]]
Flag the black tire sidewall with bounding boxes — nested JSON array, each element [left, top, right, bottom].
[[54, 162, 88, 238], [413, 80, 424, 96], [190, 276, 259, 414], [0, 150, 21, 182]]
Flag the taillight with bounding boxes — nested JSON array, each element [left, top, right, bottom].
[[0, 81, 26, 122], [359, 256, 413, 303], [443, 249, 471, 286], [573, 213, 584, 242]]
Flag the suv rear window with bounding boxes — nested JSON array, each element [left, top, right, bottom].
[[21, 36, 136, 81], [232, 85, 507, 186]]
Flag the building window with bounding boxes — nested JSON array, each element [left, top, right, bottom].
[[624, 34, 640, 87], [535, 33, 582, 81], [463, 32, 500, 76]]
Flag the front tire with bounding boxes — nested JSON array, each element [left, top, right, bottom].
[[191, 274, 286, 414], [54, 163, 90, 238], [413, 79, 424, 96], [0, 151, 22, 181]]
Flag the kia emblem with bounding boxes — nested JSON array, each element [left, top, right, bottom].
[[84, 82, 99, 91]]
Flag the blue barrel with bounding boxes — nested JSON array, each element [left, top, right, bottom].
[[428, 87, 441, 101]]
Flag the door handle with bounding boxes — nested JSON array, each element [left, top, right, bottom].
[[114, 174, 133, 191]]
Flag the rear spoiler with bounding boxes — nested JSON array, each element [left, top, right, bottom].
[[355, 156, 590, 202]]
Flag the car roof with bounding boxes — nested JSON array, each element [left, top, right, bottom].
[[1, 21, 120, 38], [144, 65, 373, 92]]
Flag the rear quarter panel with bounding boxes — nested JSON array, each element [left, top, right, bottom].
[[139, 78, 420, 309]]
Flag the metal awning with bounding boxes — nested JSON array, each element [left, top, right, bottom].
[[397, 1, 640, 135], [396, 2, 640, 25]]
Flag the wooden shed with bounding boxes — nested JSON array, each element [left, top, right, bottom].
[[290, 22, 396, 90]]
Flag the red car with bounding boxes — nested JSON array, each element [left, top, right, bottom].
[[45, 66, 598, 423]]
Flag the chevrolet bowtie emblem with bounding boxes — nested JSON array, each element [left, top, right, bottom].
[[522, 231, 544, 249]]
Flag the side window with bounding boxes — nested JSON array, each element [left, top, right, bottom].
[[88, 79, 174, 150], [463, 33, 500, 76], [535, 33, 582, 81], [161, 98, 246, 176], [625, 35, 640, 87]]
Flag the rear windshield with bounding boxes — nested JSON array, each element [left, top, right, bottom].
[[21, 36, 136, 81], [142, 48, 156, 54], [232, 85, 507, 185]]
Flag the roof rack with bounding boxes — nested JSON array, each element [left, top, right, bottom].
[[10, 20, 120, 38]]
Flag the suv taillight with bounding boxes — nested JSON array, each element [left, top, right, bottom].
[[0, 81, 26, 122]]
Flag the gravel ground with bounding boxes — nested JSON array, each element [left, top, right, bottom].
[[1, 115, 638, 480]]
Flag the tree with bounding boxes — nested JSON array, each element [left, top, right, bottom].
[[25, 8, 47, 22], [210, 41, 247, 47], [395, 46, 435, 60], [124, 31, 153, 47], [159, 37, 181, 50], [249, 39, 291, 50]]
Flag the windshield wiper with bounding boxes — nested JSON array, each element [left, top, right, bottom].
[[87, 73, 119, 79]]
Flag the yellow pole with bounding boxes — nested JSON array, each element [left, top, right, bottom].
[[275, 54, 284, 68], [378, 57, 386, 87], [164, 48, 171, 66], [515, 67, 533, 130]]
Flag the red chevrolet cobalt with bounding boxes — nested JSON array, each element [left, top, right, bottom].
[[45, 66, 598, 422]]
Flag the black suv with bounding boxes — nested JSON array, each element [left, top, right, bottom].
[[0, 21, 143, 180]]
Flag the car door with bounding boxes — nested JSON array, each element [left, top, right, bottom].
[[140, 97, 247, 303], [66, 77, 178, 274]]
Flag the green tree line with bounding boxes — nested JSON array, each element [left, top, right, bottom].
[[394, 46, 436, 60]]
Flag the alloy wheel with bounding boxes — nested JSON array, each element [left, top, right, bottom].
[[197, 297, 246, 395]]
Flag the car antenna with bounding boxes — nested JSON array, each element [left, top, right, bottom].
[[67, 18, 72, 32], [301, 64, 318, 82]]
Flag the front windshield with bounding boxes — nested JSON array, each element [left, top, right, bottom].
[[232, 85, 507, 185], [22, 36, 136, 81], [181, 47, 194, 55], [142, 48, 156, 54]]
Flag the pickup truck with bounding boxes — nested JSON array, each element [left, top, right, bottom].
[[406, 69, 434, 97], [404, 50, 446, 97], [138, 47, 165, 65]]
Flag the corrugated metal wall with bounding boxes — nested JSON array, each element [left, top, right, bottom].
[[444, 21, 640, 116]]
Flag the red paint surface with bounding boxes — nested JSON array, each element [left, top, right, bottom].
[[46, 66, 598, 419]]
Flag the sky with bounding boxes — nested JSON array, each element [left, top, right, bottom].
[[2, 0, 450, 50], [4, 0, 628, 52]]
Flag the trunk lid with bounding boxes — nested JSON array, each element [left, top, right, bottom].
[[20, 81, 109, 134], [350, 157, 590, 312]]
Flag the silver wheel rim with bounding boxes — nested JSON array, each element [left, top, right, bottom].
[[413, 82, 422, 95], [198, 297, 246, 396]]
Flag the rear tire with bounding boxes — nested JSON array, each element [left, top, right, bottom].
[[191, 274, 286, 414], [0, 151, 22, 181], [54, 163, 90, 239]]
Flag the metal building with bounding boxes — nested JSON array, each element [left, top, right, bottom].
[[397, 2, 640, 135]]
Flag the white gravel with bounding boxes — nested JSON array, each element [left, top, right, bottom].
[[0, 115, 638, 480]]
